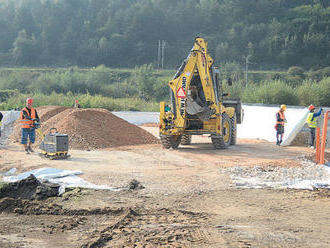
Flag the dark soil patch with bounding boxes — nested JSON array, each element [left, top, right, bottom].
[[128, 179, 145, 190], [290, 131, 309, 146], [0, 197, 126, 215], [0, 174, 59, 200]]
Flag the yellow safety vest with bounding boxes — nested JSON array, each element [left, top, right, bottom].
[[306, 113, 318, 128]]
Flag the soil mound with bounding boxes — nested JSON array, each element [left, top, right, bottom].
[[0, 175, 60, 200], [37, 106, 70, 122], [10, 106, 69, 143], [11, 106, 160, 150], [290, 130, 309, 146]]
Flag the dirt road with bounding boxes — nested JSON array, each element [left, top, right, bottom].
[[0, 128, 329, 247]]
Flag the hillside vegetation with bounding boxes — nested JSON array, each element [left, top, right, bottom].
[[0, 0, 329, 69], [0, 66, 329, 111]]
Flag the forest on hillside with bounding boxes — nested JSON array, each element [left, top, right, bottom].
[[0, 0, 329, 69]]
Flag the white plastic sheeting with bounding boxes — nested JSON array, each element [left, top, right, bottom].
[[1, 110, 20, 131], [112, 111, 159, 125], [113, 106, 308, 143], [281, 109, 309, 146], [237, 105, 308, 142], [0, 111, 20, 147], [2, 168, 120, 193]]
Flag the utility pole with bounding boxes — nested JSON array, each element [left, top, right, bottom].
[[157, 40, 161, 69], [161, 40, 166, 69], [243, 55, 251, 88]]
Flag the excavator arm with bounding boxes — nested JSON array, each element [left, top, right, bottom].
[[167, 37, 221, 131]]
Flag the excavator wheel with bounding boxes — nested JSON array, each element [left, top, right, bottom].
[[230, 114, 237, 145], [181, 134, 192, 145], [211, 113, 232, 149], [160, 135, 182, 149]]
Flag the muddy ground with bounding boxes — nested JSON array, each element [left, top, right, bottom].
[[0, 127, 329, 248]]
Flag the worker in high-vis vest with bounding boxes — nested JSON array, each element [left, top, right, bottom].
[[20, 98, 40, 154], [275, 104, 287, 145], [306, 104, 322, 148]]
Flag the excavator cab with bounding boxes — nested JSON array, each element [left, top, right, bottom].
[[159, 37, 243, 149]]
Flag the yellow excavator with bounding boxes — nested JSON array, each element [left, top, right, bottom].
[[159, 37, 243, 149]]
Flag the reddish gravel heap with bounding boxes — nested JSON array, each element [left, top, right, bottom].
[[11, 106, 159, 150]]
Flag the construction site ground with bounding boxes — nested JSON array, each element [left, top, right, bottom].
[[1, 128, 329, 248]]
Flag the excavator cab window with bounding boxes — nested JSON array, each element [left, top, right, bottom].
[[227, 77, 232, 86], [190, 71, 206, 106]]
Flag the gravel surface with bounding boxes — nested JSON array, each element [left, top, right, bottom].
[[220, 156, 330, 189]]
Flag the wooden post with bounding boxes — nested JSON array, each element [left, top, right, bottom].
[[316, 127, 321, 163], [320, 111, 330, 164]]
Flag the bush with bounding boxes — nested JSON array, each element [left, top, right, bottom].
[[0, 89, 18, 102], [296, 81, 319, 106], [316, 77, 330, 106], [288, 66, 304, 77], [296, 77, 330, 106], [222, 79, 245, 100], [242, 80, 299, 105], [0, 92, 160, 111], [132, 64, 155, 101]]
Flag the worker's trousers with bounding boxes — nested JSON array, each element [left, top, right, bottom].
[[309, 127, 316, 147]]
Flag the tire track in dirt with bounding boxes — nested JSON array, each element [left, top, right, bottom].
[[80, 207, 211, 248], [0, 197, 214, 247]]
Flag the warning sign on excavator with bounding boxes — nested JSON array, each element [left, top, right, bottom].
[[177, 87, 186, 98]]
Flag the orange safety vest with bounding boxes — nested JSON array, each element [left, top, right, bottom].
[[20, 107, 36, 128], [276, 111, 285, 125]]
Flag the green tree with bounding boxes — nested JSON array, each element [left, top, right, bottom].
[[12, 30, 38, 65]]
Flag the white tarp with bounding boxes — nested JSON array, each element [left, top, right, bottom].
[[2, 168, 120, 193], [113, 106, 309, 143], [281, 109, 309, 146], [237, 105, 308, 142], [1, 110, 20, 131], [112, 111, 159, 125]]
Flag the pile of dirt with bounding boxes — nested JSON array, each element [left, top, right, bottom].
[[11, 106, 160, 150], [128, 179, 145, 190], [290, 131, 309, 146], [37, 106, 70, 122], [0, 174, 60, 200]]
